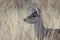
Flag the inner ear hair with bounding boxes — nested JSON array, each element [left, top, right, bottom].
[[36, 8, 41, 13]]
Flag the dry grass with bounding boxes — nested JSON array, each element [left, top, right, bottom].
[[0, 0, 60, 40]]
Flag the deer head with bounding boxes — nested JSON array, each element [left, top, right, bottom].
[[24, 7, 41, 24]]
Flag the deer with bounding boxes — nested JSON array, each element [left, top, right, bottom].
[[23, 7, 60, 40]]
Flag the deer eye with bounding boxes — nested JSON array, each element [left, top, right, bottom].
[[31, 12, 37, 17], [32, 14, 36, 17]]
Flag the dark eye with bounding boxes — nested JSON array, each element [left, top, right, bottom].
[[32, 14, 36, 17], [31, 12, 37, 17]]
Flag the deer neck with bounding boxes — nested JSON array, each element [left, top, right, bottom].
[[34, 20, 45, 32]]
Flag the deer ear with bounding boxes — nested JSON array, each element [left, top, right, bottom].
[[30, 7, 37, 13], [36, 8, 41, 15]]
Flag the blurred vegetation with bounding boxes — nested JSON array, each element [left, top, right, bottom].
[[0, 0, 60, 40]]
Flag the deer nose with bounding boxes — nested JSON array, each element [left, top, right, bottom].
[[24, 19, 26, 21]]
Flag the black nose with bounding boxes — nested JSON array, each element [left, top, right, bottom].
[[24, 19, 26, 21]]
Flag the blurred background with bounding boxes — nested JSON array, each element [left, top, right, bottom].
[[0, 0, 60, 40]]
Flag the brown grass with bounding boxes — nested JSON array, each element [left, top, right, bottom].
[[0, 0, 60, 40]]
